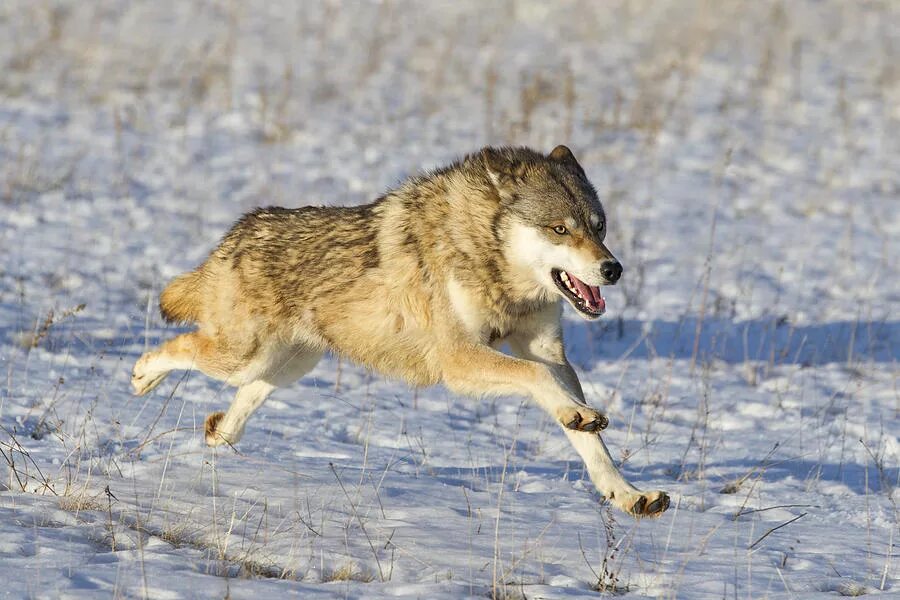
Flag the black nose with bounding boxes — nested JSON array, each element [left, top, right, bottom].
[[601, 260, 622, 283]]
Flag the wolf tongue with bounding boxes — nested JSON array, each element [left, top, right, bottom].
[[570, 275, 605, 311], [592, 290, 606, 312], [583, 284, 605, 312], [569, 274, 594, 304]]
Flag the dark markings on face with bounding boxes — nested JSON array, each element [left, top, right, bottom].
[[546, 169, 581, 208], [508, 165, 604, 243]]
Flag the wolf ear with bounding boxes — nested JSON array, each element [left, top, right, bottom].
[[549, 144, 586, 177], [549, 145, 576, 162], [483, 148, 527, 191]]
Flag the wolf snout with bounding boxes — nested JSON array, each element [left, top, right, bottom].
[[600, 260, 622, 284]]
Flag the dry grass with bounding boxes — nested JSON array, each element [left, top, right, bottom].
[[321, 562, 375, 584], [58, 493, 104, 513]]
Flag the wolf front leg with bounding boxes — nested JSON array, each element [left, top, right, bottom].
[[562, 428, 670, 517], [506, 319, 670, 518], [440, 343, 608, 433]]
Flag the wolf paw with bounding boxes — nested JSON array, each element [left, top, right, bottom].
[[628, 490, 670, 518], [131, 354, 168, 396], [204, 411, 229, 446], [559, 405, 608, 432], [205, 412, 243, 448]]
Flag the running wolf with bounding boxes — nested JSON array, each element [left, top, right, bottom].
[[132, 145, 670, 518]]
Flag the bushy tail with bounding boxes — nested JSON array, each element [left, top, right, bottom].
[[159, 270, 204, 324]]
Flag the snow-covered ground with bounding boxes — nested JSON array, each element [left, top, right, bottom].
[[1, 1, 897, 597]]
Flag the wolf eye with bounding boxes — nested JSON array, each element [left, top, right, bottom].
[[552, 225, 568, 235]]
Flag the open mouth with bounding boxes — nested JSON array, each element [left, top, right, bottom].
[[552, 269, 606, 317]]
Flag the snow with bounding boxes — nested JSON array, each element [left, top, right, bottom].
[[1, 0, 897, 598]]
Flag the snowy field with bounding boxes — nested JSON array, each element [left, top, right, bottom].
[[1, 1, 898, 598]]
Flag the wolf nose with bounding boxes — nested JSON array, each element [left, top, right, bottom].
[[601, 260, 622, 283]]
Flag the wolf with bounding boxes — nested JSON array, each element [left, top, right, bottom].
[[132, 145, 670, 518]]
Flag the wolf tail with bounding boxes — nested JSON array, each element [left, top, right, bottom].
[[159, 270, 204, 324]]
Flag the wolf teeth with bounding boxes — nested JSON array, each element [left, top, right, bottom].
[[559, 271, 590, 305]]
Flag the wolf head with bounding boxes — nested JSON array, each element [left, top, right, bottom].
[[485, 145, 622, 320]]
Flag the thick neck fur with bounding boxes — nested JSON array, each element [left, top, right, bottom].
[[384, 154, 552, 323]]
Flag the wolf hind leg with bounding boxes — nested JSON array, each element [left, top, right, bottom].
[[132, 332, 196, 396], [132, 331, 240, 396], [204, 380, 275, 447], [205, 348, 323, 448]]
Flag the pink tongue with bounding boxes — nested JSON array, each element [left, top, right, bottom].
[[569, 273, 606, 312]]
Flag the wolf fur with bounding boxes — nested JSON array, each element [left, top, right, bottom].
[[133, 145, 670, 517]]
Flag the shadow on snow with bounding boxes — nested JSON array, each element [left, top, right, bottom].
[[565, 315, 898, 367]]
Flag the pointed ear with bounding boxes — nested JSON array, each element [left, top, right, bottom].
[[482, 148, 527, 190], [549, 145, 576, 163], [549, 144, 586, 177]]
